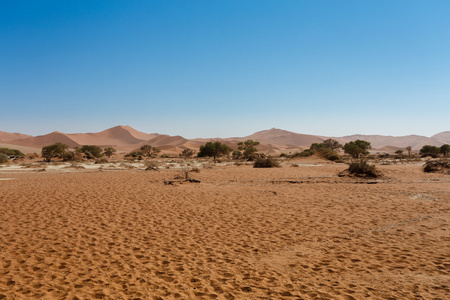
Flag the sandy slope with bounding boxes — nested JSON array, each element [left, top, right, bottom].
[[0, 162, 449, 299]]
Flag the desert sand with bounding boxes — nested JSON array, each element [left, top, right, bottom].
[[0, 160, 449, 299]]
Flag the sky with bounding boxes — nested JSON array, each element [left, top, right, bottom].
[[1, 0, 449, 138]]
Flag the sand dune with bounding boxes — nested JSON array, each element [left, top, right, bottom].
[[0, 162, 448, 299], [10, 132, 81, 148], [0, 131, 32, 143], [433, 131, 450, 144], [245, 128, 324, 147], [67, 126, 143, 146], [1, 126, 448, 154], [144, 135, 187, 147]]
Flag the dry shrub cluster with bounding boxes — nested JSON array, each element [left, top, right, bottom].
[[340, 159, 380, 178], [253, 157, 280, 168], [423, 160, 450, 174]]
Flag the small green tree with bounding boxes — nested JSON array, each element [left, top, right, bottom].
[[323, 139, 343, 151], [232, 150, 242, 159], [309, 143, 327, 152], [180, 148, 195, 158], [80, 145, 103, 159], [198, 141, 232, 161], [343, 140, 371, 158], [41, 142, 68, 162], [395, 150, 403, 155], [440, 144, 450, 156], [140, 145, 161, 158], [103, 147, 117, 158], [237, 140, 260, 159], [419, 145, 440, 156]]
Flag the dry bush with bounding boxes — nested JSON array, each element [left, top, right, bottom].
[[95, 157, 108, 164], [423, 160, 450, 174], [64, 163, 85, 169], [253, 157, 280, 168], [0, 153, 9, 164], [343, 159, 380, 178], [144, 160, 159, 171]]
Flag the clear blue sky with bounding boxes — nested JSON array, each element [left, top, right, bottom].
[[1, 0, 449, 138]]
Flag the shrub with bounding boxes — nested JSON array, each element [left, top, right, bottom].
[[126, 151, 144, 158], [198, 141, 232, 161], [103, 147, 116, 158], [292, 150, 313, 158], [95, 157, 109, 164], [440, 144, 450, 156], [80, 145, 103, 159], [346, 159, 379, 178], [323, 139, 343, 151], [42, 142, 68, 162], [423, 160, 450, 174], [0, 153, 9, 163], [144, 160, 159, 171], [180, 148, 195, 158], [238, 140, 260, 159], [343, 140, 371, 158], [420, 145, 440, 156], [316, 149, 340, 161], [253, 157, 280, 168], [63, 149, 83, 162], [421, 153, 438, 158], [232, 150, 242, 159], [0, 148, 25, 158], [140, 145, 161, 158]]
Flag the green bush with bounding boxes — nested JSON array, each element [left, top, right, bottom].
[[0, 148, 25, 158], [232, 150, 242, 159], [126, 151, 144, 158], [292, 150, 313, 158], [42, 142, 68, 162], [253, 157, 280, 168], [316, 149, 340, 161], [0, 153, 9, 163], [80, 145, 103, 159], [420, 145, 440, 157]]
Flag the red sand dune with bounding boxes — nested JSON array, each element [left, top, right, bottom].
[[1, 125, 448, 154], [0, 131, 32, 143]]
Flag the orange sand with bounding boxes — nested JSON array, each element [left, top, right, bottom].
[[0, 162, 449, 299]]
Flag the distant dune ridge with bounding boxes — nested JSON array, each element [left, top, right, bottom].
[[0, 126, 448, 154]]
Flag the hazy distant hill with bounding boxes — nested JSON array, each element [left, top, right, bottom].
[[10, 131, 81, 148], [336, 134, 444, 151], [1, 126, 448, 154], [244, 128, 324, 147], [0, 131, 32, 143], [432, 131, 450, 144]]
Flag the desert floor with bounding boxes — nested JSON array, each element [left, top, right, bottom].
[[0, 160, 449, 299]]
